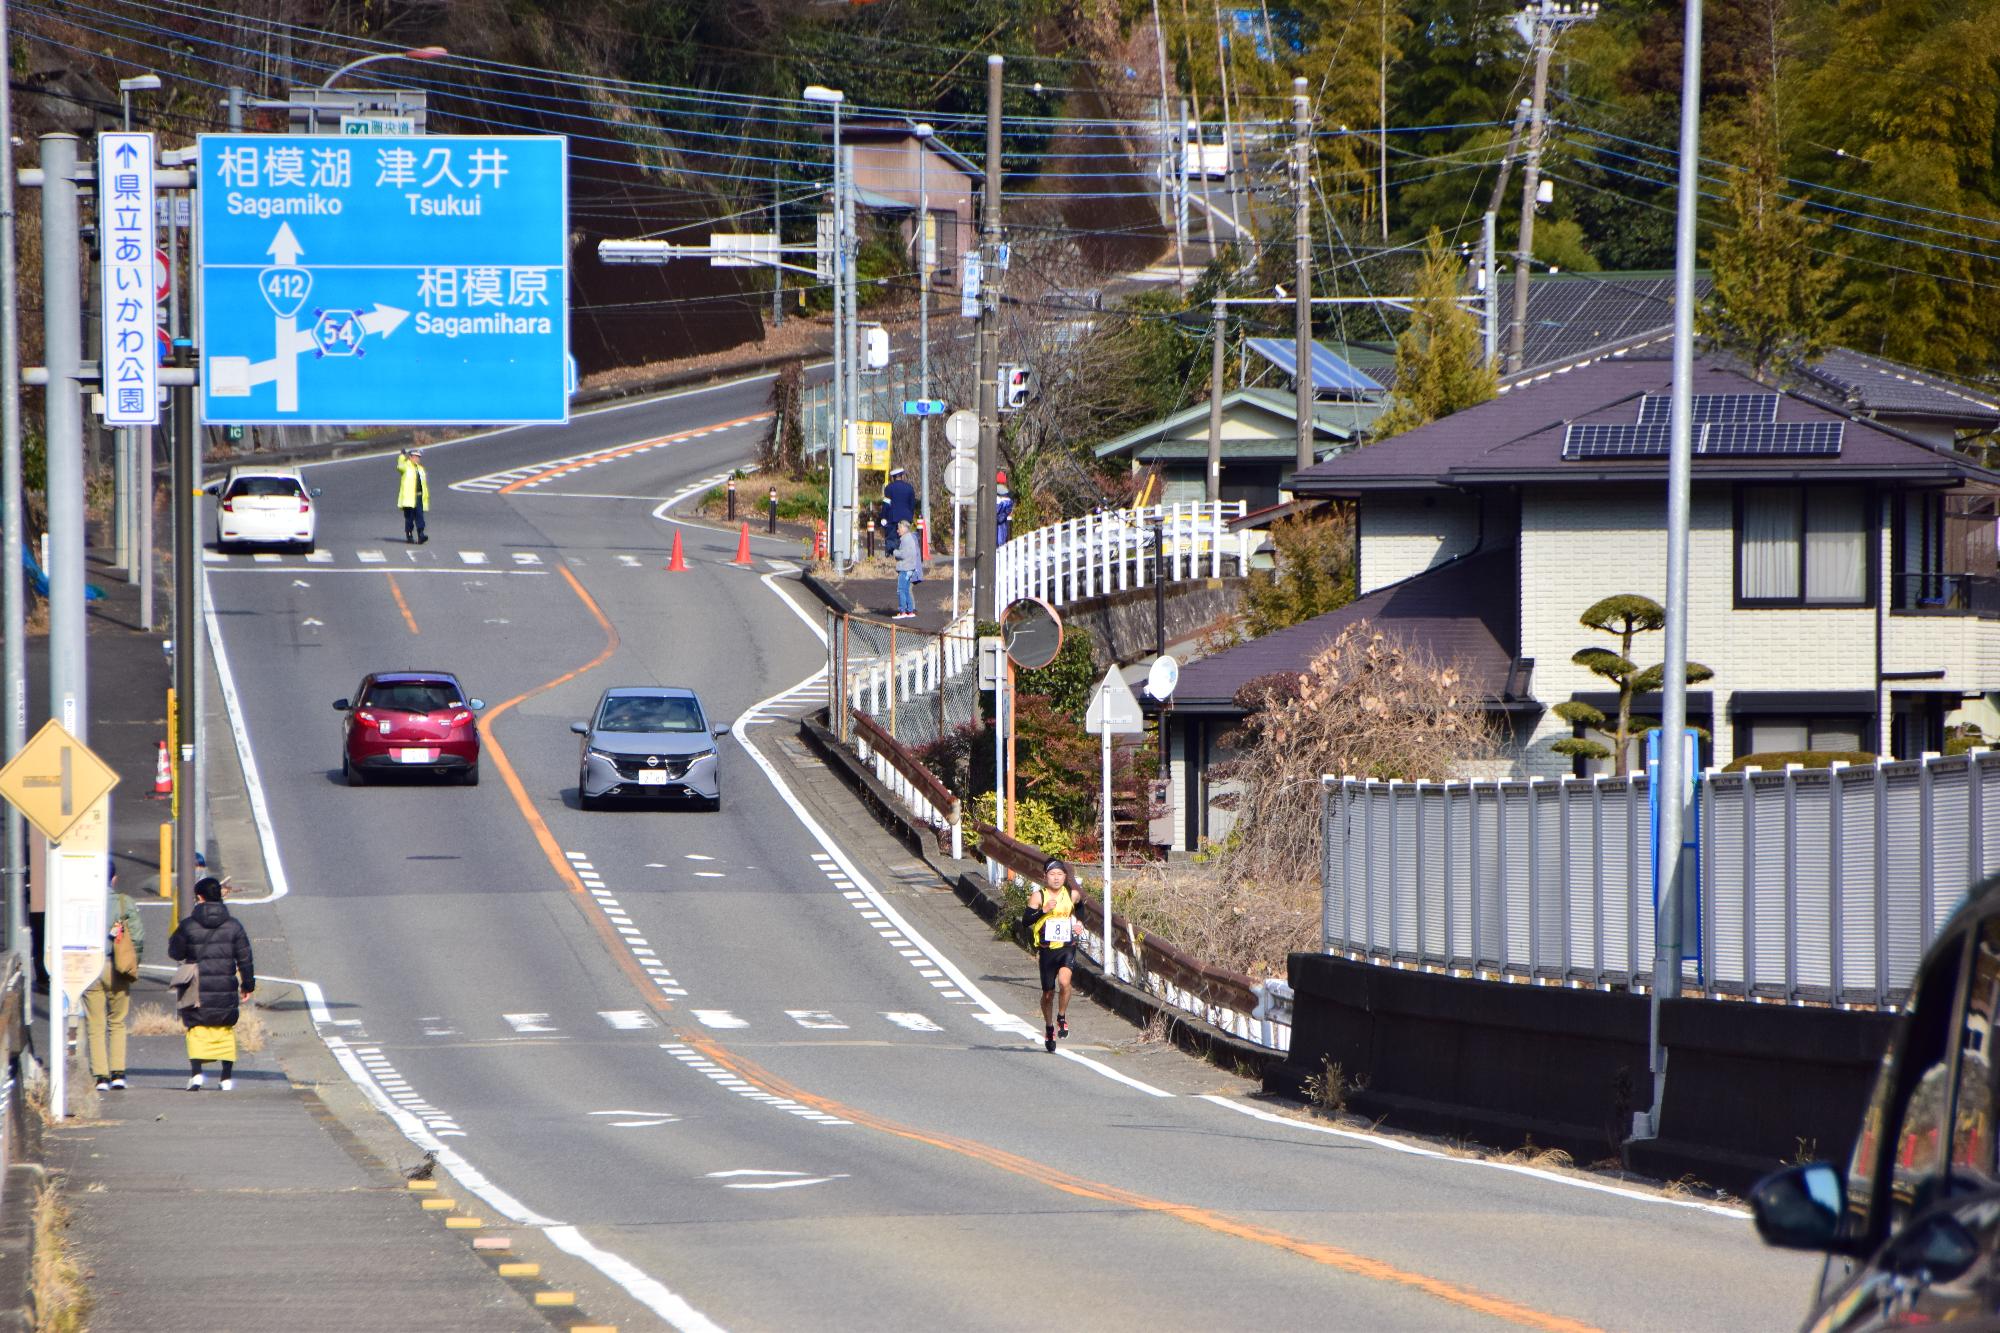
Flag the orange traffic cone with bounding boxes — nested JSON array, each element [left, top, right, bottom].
[[666, 530, 688, 572], [151, 741, 172, 799], [731, 522, 752, 566], [917, 518, 930, 563], [812, 520, 827, 560]]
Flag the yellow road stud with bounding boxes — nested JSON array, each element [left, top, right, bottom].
[[473, 1236, 512, 1251], [445, 1216, 484, 1229], [569, 1326, 618, 1332], [407, 1179, 438, 1192], [420, 1198, 455, 1211], [533, 1292, 577, 1307], [497, 1262, 540, 1278]]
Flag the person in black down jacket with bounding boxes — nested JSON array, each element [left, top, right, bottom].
[[168, 878, 255, 1091]]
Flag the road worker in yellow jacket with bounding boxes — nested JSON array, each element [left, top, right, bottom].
[[397, 448, 430, 544]]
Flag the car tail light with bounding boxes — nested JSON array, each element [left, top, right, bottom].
[[298, 496, 311, 513], [220, 499, 235, 512], [451, 711, 472, 726], [356, 710, 378, 724]]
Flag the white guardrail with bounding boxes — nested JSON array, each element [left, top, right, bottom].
[[995, 501, 1253, 611]]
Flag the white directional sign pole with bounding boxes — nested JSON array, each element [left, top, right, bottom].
[[1085, 666, 1145, 968], [98, 132, 159, 425]]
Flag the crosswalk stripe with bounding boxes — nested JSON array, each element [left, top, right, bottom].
[[502, 1012, 558, 1033], [785, 1010, 848, 1030], [358, 550, 385, 564], [203, 550, 227, 563], [305, 550, 333, 563], [692, 1010, 747, 1029], [881, 1012, 943, 1032], [459, 551, 487, 564], [598, 1010, 658, 1031], [512, 552, 542, 565]]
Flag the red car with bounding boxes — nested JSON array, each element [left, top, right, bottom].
[[333, 671, 485, 785]]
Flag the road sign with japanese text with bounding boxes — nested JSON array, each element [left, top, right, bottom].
[[98, 132, 158, 425], [197, 133, 568, 425]]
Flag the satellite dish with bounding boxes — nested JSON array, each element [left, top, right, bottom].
[[1144, 654, 1180, 701]]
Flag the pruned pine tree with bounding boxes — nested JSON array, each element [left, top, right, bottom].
[[1550, 594, 1713, 777], [1371, 229, 1498, 441]]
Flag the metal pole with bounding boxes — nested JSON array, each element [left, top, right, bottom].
[[917, 129, 932, 541], [1378, 0, 1390, 243], [1153, 514, 1166, 657], [975, 54, 1004, 621], [828, 105, 845, 567], [1293, 78, 1313, 475], [1152, 1, 1185, 288], [173, 355, 197, 922], [1210, 2, 1246, 254], [41, 135, 85, 740], [1101, 719, 1114, 974], [1206, 298, 1224, 503], [842, 142, 860, 567], [1640, 0, 1704, 1144], [1484, 209, 1499, 367], [0, 0, 29, 962], [1509, 9, 1553, 375], [771, 178, 783, 329]]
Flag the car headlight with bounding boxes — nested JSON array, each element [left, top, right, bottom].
[[685, 748, 715, 763], [586, 746, 618, 762]]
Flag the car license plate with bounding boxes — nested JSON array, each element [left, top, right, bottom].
[[397, 748, 433, 763], [636, 770, 668, 786]]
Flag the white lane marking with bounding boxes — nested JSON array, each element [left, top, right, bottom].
[[766, 560, 800, 574], [664, 1045, 849, 1126], [305, 550, 333, 563], [734, 570, 1172, 1099], [882, 1012, 943, 1033], [253, 552, 281, 563], [565, 851, 590, 862], [207, 567, 547, 577], [684, 854, 714, 862], [200, 568, 291, 905], [600, 1011, 659, 1031], [512, 551, 543, 565], [618, 554, 641, 567], [785, 1010, 847, 1030], [358, 549, 385, 563], [503, 1013, 558, 1034], [692, 1010, 747, 1030], [459, 551, 488, 565], [348, 1043, 463, 1137], [723, 1176, 848, 1191], [590, 1109, 678, 1128], [203, 550, 227, 562], [705, 1169, 806, 1179], [544, 1225, 725, 1333], [1195, 1095, 1750, 1220], [693, 871, 725, 879]]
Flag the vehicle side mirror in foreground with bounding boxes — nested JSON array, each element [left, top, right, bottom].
[[1751, 1163, 1846, 1253], [309, 487, 324, 498], [1887, 1210, 1980, 1283], [569, 722, 589, 735], [201, 480, 222, 495], [332, 699, 350, 711], [714, 723, 732, 738], [467, 699, 486, 712]]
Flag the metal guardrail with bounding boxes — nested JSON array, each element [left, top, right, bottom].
[[1320, 750, 2000, 1008], [976, 821, 1289, 1050], [995, 501, 1253, 611], [850, 709, 963, 860]]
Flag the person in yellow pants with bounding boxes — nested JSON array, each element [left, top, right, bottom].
[[83, 863, 144, 1092]]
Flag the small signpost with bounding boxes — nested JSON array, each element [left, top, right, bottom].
[[944, 409, 981, 617], [1085, 667, 1146, 962], [98, 131, 159, 425]]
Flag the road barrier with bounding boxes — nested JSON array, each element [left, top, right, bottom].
[[978, 822, 1290, 1051], [828, 609, 979, 752], [994, 501, 1254, 612], [1320, 749, 2000, 1008], [850, 708, 962, 860]]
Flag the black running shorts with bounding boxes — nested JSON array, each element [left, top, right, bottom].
[[1038, 944, 1077, 992]]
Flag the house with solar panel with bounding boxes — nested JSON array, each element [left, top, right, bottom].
[[1148, 351, 2000, 852]]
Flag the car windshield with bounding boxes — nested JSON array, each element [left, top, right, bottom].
[[362, 682, 460, 713], [598, 696, 704, 733], [227, 476, 303, 498]]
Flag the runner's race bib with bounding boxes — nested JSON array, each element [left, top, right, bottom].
[[1043, 915, 1073, 947]]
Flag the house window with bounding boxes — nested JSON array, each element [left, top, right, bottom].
[[1737, 485, 1870, 606], [1738, 717, 1870, 757]]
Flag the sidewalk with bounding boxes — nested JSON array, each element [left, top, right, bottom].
[[29, 543, 593, 1330]]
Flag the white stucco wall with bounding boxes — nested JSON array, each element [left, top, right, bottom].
[[1357, 492, 1481, 594]]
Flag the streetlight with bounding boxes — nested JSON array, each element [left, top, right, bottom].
[[320, 45, 447, 89], [117, 74, 160, 132], [803, 85, 850, 566]]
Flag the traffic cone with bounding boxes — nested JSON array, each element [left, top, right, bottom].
[[917, 518, 930, 562], [666, 530, 688, 572], [151, 741, 172, 799], [731, 522, 752, 566], [812, 520, 827, 561]]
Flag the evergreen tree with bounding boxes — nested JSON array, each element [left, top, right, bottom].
[[1550, 595, 1713, 777], [1242, 511, 1356, 637], [1371, 229, 1497, 440]]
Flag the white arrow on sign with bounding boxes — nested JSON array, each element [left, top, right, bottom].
[[358, 304, 409, 339], [266, 221, 305, 265], [1085, 665, 1145, 735]]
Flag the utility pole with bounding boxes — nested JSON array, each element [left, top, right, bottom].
[[975, 54, 1005, 620], [1485, 100, 1529, 371], [40, 134, 84, 740], [1206, 298, 1225, 503], [1292, 77, 1314, 474], [915, 123, 934, 541], [1210, 3, 1246, 254], [1640, 0, 1704, 1144], [1152, 0, 1185, 288], [172, 353, 197, 922], [1509, 1, 1595, 375], [771, 179, 783, 329], [842, 141, 860, 565], [1379, 0, 1390, 243], [0, 0, 28, 961]]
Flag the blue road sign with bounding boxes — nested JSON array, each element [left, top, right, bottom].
[[901, 399, 946, 416], [197, 134, 567, 426]]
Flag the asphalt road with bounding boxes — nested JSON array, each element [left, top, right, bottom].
[[203, 378, 1824, 1332]]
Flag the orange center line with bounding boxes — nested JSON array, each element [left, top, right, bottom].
[[495, 412, 773, 495], [384, 572, 420, 635], [678, 1033, 1602, 1333], [477, 565, 674, 1010]]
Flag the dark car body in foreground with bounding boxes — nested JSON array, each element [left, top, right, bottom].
[[573, 686, 727, 810], [334, 672, 484, 785], [1752, 872, 2000, 1331]]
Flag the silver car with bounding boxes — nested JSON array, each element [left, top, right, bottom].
[[572, 687, 727, 811]]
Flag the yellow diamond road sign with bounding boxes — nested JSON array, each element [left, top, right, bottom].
[[0, 720, 120, 844]]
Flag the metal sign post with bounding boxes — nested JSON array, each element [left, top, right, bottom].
[[1085, 667, 1145, 970]]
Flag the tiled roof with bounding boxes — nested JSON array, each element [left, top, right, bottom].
[[1492, 272, 1704, 377], [1289, 354, 2000, 494], [1795, 348, 2000, 424], [1169, 548, 1520, 714]]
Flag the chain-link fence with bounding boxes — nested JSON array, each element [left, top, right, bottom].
[[827, 609, 980, 752]]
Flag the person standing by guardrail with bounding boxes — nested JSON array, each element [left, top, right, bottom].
[[1028, 859, 1080, 1053]]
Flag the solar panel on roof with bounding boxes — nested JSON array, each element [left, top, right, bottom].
[[1244, 337, 1384, 395], [1561, 423, 1675, 459], [1697, 421, 1843, 456], [1636, 393, 1780, 425]]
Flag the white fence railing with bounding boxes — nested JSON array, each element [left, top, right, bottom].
[[1320, 751, 2000, 1008], [830, 610, 979, 750], [852, 721, 964, 861], [995, 501, 1253, 611]]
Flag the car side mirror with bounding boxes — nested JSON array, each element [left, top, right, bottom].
[[201, 480, 222, 495], [467, 699, 485, 712], [1751, 1163, 1846, 1253], [1887, 1210, 1980, 1283], [332, 699, 350, 711], [569, 722, 589, 735], [714, 723, 731, 738], [308, 487, 324, 498]]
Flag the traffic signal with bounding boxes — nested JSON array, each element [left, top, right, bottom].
[[999, 363, 1036, 413]]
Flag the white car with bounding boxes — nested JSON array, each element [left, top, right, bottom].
[[211, 466, 318, 551]]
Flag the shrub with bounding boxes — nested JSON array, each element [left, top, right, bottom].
[[963, 791, 1072, 859], [1722, 750, 1878, 772], [1242, 510, 1355, 638]]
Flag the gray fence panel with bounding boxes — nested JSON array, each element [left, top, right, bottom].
[[1366, 787, 1392, 955], [1708, 774, 1747, 994], [1933, 763, 1973, 924], [1793, 772, 1835, 996], [1750, 775, 1790, 995], [1533, 785, 1565, 977], [1837, 768, 1883, 1005], [1602, 786, 1635, 979], [1499, 786, 1532, 973], [1392, 784, 1420, 958], [1447, 786, 1472, 966], [1883, 769, 1926, 987], [1981, 760, 2000, 883], [1564, 786, 1598, 980], [1419, 785, 1448, 959]]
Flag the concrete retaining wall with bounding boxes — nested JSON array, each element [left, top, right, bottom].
[[1056, 577, 1243, 666]]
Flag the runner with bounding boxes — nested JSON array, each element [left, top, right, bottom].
[[1027, 859, 1080, 1053]]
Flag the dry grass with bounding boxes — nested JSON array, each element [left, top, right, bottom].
[[1136, 1011, 1171, 1046], [31, 1184, 89, 1333], [1302, 1057, 1351, 1117], [128, 1003, 266, 1053], [1119, 860, 1316, 980], [1499, 1139, 1575, 1171]]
